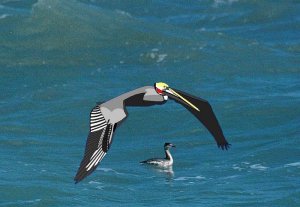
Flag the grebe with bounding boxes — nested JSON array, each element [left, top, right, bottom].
[[140, 143, 176, 167]]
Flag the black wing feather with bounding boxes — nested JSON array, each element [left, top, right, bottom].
[[168, 88, 230, 149]]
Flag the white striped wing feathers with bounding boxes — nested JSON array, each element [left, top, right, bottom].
[[85, 129, 107, 171], [85, 106, 108, 170], [85, 148, 106, 171], [74, 105, 116, 183], [90, 106, 107, 132]]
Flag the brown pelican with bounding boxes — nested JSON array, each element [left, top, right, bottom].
[[140, 143, 176, 167], [74, 82, 230, 183]]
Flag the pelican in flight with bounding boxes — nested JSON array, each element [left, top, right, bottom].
[[74, 82, 230, 183], [140, 143, 176, 167]]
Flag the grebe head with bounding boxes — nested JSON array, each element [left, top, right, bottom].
[[164, 143, 176, 150]]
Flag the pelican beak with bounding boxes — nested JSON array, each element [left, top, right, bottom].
[[164, 87, 200, 112]]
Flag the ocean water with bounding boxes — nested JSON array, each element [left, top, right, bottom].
[[0, 0, 300, 206]]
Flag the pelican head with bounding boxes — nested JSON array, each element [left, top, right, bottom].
[[154, 82, 169, 95], [154, 82, 200, 111], [164, 142, 176, 150], [154, 82, 169, 101]]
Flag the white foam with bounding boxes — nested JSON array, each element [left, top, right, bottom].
[[250, 164, 268, 171], [98, 167, 114, 172], [195, 175, 205, 179], [115, 10, 132, 17], [97, 167, 123, 175], [22, 199, 41, 204], [213, 0, 239, 7], [174, 175, 205, 181], [174, 177, 187, 181], [233, 162, 269, 171], [149, 52, 156, 59], [89, 181, 104, 190], [232, 166, 243, 171], [157, 54, 167, 63], [223, 175, 239, 179], [88, 180, 102, 185], [0, 14, 9, 19], [284, 162, 300, 168]]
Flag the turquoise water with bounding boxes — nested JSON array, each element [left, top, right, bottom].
[[1, 0, 300, 206]]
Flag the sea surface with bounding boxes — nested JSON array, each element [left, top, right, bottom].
[[0, 0, 299, 206]]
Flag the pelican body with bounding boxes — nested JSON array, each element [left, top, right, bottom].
[[100, 86, 166, 125], [74, 82, 230, 183], [140, 143, 176, 167]]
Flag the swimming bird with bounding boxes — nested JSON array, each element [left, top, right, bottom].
[[74, 82, 230, 183], [140, 143, 176, 167]]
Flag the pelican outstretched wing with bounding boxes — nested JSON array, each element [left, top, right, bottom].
[[167, 89, 230, 150], [74, 106, 116, 183]]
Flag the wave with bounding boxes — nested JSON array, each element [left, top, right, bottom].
[[0, 0, 298, 74]]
